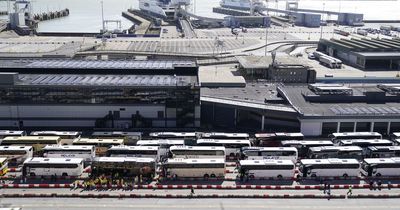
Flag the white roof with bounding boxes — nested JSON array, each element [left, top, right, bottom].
[[340, 139, 392, 144], [170, 146, 225, 151], [136, 140, 184, 145], [275, 133, 304, 137], [202, 132, 249, 138], [331, 132, 382, 137], [0, 146, 33, 151], [95, 157, 155, 163], [166, 158, 225, 164], [300, 158, 359, 165], [281, 140, 333, 146], [0, 130, 24, 136], [197, 139, 251, 144], [240, 159, 294, 166], [309, 146, 362, 152], [43, 145, 94, 151], [392, 133, 400, 137], [73, 138, 124, 144], [30, 131, 80, 136], [108, 145, 159, 151], [149, 132, 196, 137], [3, 136, 61, 141], [363, 158, 400, 164], [24, 157, 83, 164], [242, 147, 297, 152], [0, 157, 7, 162]]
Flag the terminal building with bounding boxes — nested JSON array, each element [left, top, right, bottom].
[[318, 38, 400, 70], [0, 59, 200, 130]]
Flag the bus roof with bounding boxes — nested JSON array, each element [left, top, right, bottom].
[[24, 157, 83, 164], [367, 146, 400, 151], [0, 130, 25, 136], [330, 132, 382, 137], [108, 145, 159, 151], [239, 159, 294, 165], [197, 139, 251, 144], [166, 158, 225, 164], [170, 146, 225, 151], [309, 146, 363, 152], [92, 131, 142, 137], [275, 133, 304, 137], [0, 146, 33, 150], [95, 157, 155, 163], [43, 145, 94, 151], [30, 131, 80, 136], [3, 136, 61, 141], [300, 158, 359, 165], [0, 157, 7, 162], [201, 132, 249, 138], [136, 140, 184, 145], [73, 138, 124, 145], [241, 147, 297, 152], [392, 133, 400, 138], [281, 140, 333, 146], [363, 158, 400, 164], [149, 132, 196, 137], [340, 139, 392, 144]]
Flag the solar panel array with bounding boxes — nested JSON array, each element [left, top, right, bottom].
[[19, 75, 192, 87], [24, 60, 195, 70], [330, 106, 400, 116]]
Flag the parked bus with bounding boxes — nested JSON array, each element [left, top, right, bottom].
[[339, 139, 393, 155], [149, 132, 197, 140], [390, 133, 400, 144], [238, 159, 295, 179], [92, 131, 142, 145], [196, 139, 251, 159], [72, 138, 124, 156], [136, 140, 184, 157], [169, 146, 225, 159], [92, 157, 155, 177], [22, 157, 84, 177], [164, 158, 225, 179], [106, 145, 160, 160], [30, 131, 81, 140], [298, 158, 360, 178], [0, 157, 8, 176], [0, 130, 26, 139], [0, 146, 33, 167], [1, 136, 61, 146], [255, 133, 304, 147], [365, 146, 400, 158], [201, 132, 249, 140], [361, 158, 400, 177], [281, 140, 334, 158], [307, 146, 363, 160], [240, 147, 298, 162], [43, 145, 95, 163], [329, 132, 382, 144]]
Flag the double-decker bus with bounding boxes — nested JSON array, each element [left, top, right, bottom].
[[238, 159, 295, 179], [365, 146, 400, 158], [201, 132, 249, 140], [361, 158, 400, 177], [240, 147, 298, 162], [92, 157, 156, 177], [255, 133, 304, 147], [72, 138, 124, 156], [0, 130, 26, 139], [196, 139, 251, 159], [42, 145, 95, 163], [169, 146, 225, 159], [298, 158, 360, 178], [22, 157, 84, 177], [0, 146, 33, 167], [149, 132, 197, 140], [0, 157, 8, 176], [164, 158, 225, 179], [329, 132, 382, 144], [106, 145, 160, 160], [307, 146, 363, 160], [281, 140, 334, 158], [339, 139, 393, 155]]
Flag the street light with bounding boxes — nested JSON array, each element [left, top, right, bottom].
[[320, 2, 325, 39]]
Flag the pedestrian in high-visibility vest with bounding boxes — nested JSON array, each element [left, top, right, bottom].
[[347, 185, 353, 196]]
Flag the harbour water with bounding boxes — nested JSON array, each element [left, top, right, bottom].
[[0, 0, 399, 32]]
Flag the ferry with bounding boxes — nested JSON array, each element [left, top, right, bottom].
[[220, 0, 265, 11], [139, 0, 190, 19]]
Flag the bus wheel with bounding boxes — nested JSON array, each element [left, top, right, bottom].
[[376, 173, 381, 177], [249, 175, 255, 179], [29, 172, 36, 177], [343, 174, 348, 178], [204, 174, 210, 180], [277, 175, 283, 179], [210, 174, 216, 178], [311, 174, 317, 178], [62, 173, 68, 177]]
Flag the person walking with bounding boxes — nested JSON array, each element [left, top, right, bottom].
[[347, 185, 353, 197], [190, 186, 195, 196], [377, 180, 382, 191]]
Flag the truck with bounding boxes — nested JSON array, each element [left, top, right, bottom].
[[319, 56, 342, 69], [357, 29, 368, 36]]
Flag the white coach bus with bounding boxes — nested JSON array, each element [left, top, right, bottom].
[[0, 146, 33, 166], [164, 158, 226, 179], [330, 132, 382, 144], [307, 146, 363, 160], [22, 157, 84, 177], [361, 158, 400, 177], [201, 132, 249, 140], [106, 145, 160, 160], [196, 139, 251, 158], [42, 145, 95, 163], [240, 147, 298, 162], [238, 159, 295, 179], [298, 158, 360, 178], [169, 146, 225, 159]]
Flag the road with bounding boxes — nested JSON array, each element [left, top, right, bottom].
[[0, 198, 399, 210]]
